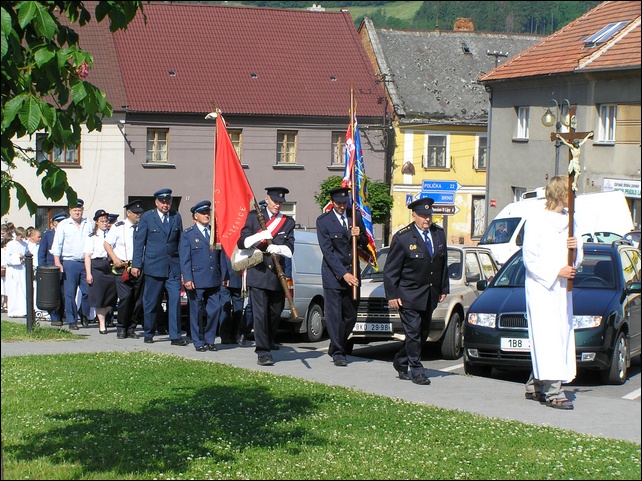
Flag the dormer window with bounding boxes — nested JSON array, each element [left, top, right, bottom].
[[583, 21, 628, 47]]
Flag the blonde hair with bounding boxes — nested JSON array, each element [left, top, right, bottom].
[[545, 176, 568, 210]]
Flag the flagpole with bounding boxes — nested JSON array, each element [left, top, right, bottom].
[[210, 104, 218, 251], [350, 85, 358, 300]]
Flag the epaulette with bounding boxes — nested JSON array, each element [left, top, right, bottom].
[[432, 224, 444, 232], [397, 225, 412, 234], [115, 221, 125, 226], [89, 232, 96, 237], [318, 211, 331, 219]]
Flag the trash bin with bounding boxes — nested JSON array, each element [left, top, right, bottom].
[[36, 266, 61, 311]]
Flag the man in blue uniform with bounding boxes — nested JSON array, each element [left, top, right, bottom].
[[316, 187, 369, 367], [38, 212, 67, 324], [131, 188, 186, 345], [179, 200, 224, 352], [238, 187, 295, 366], [383, 198, 449, 385]]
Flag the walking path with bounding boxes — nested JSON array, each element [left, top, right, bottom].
[[2, 314, 640, 444]]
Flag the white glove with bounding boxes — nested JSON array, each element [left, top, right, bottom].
[[244, 230, 273, 248], [266, 244, 292, 258]]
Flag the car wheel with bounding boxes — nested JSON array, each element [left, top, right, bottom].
[[464, 360, 492, 377], [304, 303, 324, 342], [440, 311, 463, 360], [601, 331, 629, 385]]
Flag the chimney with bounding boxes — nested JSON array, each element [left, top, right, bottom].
[[454, 18, 474, 31]]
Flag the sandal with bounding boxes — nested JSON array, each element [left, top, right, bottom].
[[524, 392, 544, 402], [546, 398, 574, 410]]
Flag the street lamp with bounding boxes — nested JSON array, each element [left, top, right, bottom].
[[541, 99, 571, 175]]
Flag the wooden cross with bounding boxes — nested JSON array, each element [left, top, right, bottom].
[[548, 107, 593, 290]]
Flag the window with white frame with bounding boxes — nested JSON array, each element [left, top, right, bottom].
[[597, 104, 616, 143], [516, 107, 529, 139], [423, 134, 447, 168], [513, 186, 527, 202], [228, 129, 242, 160], [331, 132, 345, 166], [476, 136, 487, 169], [277, 130, 297, 165], [36, 133, 80, 165], [146, 128, 169, 163]]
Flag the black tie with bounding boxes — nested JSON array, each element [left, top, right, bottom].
[[423, 230, 433, 257], [163, 214, 168, 229], [204, 227, 210, 242], [341, 215, 348, 231]]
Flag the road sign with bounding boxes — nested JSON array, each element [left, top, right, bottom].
[[432, 205, 459, 215], [421, 180, 461, 192], [420, 192, 454, 204], [405, 194, 414, 206]]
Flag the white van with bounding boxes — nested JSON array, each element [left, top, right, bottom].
[[279, 229, 326, 342], [479, 190, 634, 265]]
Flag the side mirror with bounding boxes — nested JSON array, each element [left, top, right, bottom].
[[476, 279, 488, 291]]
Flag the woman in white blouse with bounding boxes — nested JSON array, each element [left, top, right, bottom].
[[5, 227, 28, 317]]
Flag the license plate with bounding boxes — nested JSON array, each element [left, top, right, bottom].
[[501, 337, 530, 352], [353, 322, 392, 333]]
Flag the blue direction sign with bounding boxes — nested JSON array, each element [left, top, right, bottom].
[[420, 192, 454, 204], [421, 180, 461, 192]]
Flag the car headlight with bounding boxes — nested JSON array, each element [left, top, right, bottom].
[[467, 313, 497, 328], [573, 315, 602, 329]]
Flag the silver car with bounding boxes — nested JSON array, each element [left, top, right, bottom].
[[349, 245, 499, 359]]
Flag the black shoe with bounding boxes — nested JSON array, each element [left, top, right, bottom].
[[68, 323, 79, 330], [127, 330, 139, 339], [333, 358, 348, 367], [171, 338, 188, 346], [80, 316, 89, 327], [270, 343, 281, 350], [411, 373, 431, 385], [206, 343, 218, 351], [117, 330, 127, 339], [99, 330, 108, 335], [144, 337, 154, 344], [157, 328, 169, 335], [257, 355, 274, 366], [195, 345, 207, 352], [236, 333, 246, 346], [51, 321, 63, 327], [393, 359, 411, 380]]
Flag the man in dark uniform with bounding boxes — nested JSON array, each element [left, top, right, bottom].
[[131, 188, 186, 346], [104, 200, 144, 339], [384, 198, 449, 385], [104, 213, 119, 327], [179, 200, 223, 352], [238, 187, 295, 366], [316, 187, 369, 367], [38, 212, 67, 325]]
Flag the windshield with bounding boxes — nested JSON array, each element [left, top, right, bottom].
[[362, 247, 465, 281], [491, 250, 616, 289], [479, 217, 521, 245]]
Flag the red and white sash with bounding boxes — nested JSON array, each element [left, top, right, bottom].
[[257, 213, 287, 248]]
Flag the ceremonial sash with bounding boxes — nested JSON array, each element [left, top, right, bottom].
[[257, 212, 287, 248]]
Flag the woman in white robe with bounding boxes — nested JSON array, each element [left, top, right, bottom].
[[522, 176, 583, 410], [5, 227, 28, 318]]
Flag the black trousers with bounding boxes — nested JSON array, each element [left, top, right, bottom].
[[323, 287, 358, 360], [249, 287, 284, 357], [115, 274, 144, 332], [396, 307, 432, 378]]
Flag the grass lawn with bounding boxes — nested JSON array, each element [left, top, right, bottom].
[[1, 319, 83, 342], [2, 350, 639, 480]]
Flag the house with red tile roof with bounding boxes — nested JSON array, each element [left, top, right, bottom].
[[9, 3, 388, 237], [479, 1, 640, 229]]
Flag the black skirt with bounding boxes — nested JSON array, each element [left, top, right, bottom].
[[89, 258, 118, 308]]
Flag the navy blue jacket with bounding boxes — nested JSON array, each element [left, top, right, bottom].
[[133, 209, 183, 277], [38, 229, 56, 267], [316, 209, 369, 290], [179, 225, 222, 288]]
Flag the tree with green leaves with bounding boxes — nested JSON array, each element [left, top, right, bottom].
[[315, 175, 392, 226], [1, 1, 145, 217]]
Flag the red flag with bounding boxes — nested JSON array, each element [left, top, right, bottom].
[[214, 114, 254, 259]]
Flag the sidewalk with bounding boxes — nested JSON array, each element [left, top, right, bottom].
[[2, 313, 640, 444]]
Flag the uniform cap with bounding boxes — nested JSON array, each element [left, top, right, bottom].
[[265, 186, 289, 203], [108, 214, 119, 223], [329, 187, 350, 203], [70, 198, 84, 208], [153, 188, 172, 199], [52, 212, 68, 223], [408, 198, 434, 215], [190, 200, 212, 214], [93, 209, 109, 221], [124, 199, 144, 213]]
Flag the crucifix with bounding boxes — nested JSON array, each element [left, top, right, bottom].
[[549, 107, 593, 290]]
